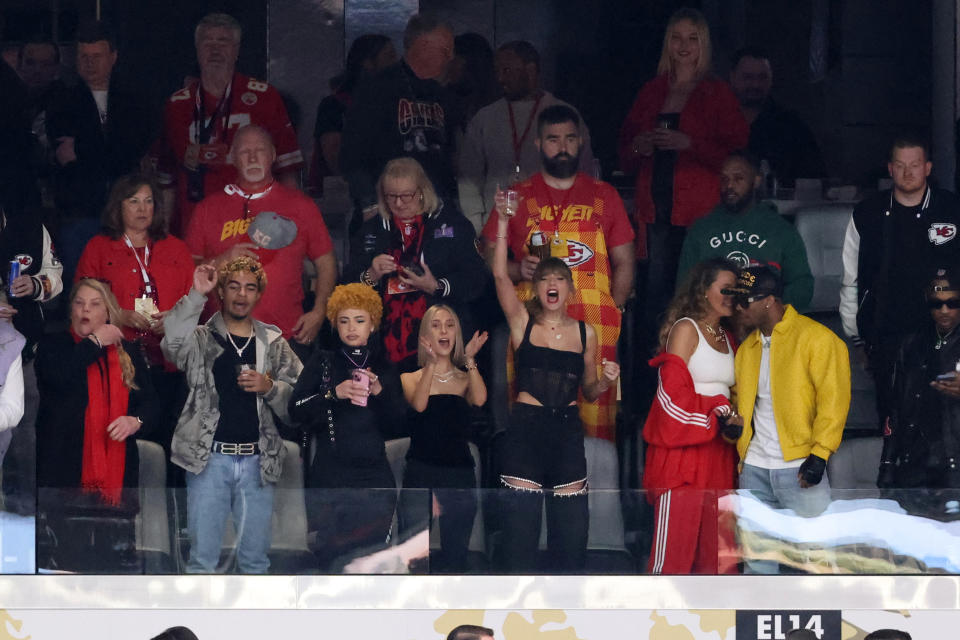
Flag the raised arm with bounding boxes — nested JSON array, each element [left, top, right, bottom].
[[492, 212, 528, 339]]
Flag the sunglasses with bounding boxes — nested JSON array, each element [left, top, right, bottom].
[[928, 298, 960, 310]]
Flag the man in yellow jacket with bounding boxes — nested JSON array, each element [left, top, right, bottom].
[[731, 264, 851, 571]]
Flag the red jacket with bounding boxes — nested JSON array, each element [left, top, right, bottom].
[[619, 75, 748, 256], [75, 234, 195, 365], [642, 352, 738, 497]]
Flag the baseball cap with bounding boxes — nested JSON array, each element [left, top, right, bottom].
[[726, 263, 783, 304], [247, 211, 298, 250]]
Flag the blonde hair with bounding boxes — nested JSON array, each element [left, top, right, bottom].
[[326, 282, 383, 326], [376, 157, 440, 220], [71, 279, 138, 390], [418, 304, 466, 367], [656, 8, 712, 79], [218, 256, 267, 292]]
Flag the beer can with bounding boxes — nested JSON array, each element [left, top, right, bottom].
[[8, 260, 19, 296]]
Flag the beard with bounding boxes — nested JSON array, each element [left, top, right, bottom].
[[722, 189, 755, 213], [541, 149, 580, 179]]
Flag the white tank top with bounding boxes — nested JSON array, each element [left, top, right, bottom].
[[675, 317, 735, 398]]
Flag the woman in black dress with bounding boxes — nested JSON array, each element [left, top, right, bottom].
[[288, 282, 402, 570], [400, 304, 487, 572]]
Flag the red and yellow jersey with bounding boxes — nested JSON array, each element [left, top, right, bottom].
[[155, 73, 304, 235]]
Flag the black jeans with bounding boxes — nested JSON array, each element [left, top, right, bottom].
[[498, 404, 588, 573], [399, 458, 477, 573]]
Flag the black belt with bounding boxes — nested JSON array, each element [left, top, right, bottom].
[[212, 441, 260, 456]]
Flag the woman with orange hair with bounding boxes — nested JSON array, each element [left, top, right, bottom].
[[289, 282, 402, 569]]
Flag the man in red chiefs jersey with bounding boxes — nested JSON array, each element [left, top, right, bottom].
[[156, 13, 304, 236], [480, 104, 634, 441], [186, 125, 335, 360]]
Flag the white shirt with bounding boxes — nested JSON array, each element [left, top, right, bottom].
[[745, 335, 801, 469]]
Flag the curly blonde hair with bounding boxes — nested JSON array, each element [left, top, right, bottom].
[[71, 279, 139, 390], [218, 256, 267, 291], [326, 282, 383, 326]]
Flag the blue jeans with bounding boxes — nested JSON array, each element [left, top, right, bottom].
[[185, 452, 275, 574], [738, 463, 832, 574]]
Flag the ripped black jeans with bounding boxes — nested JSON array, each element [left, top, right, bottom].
[[498, 403, 588, 573]]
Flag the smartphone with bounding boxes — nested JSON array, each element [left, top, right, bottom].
[[352, 369, 369, 407], [936, 372, 957, 381]]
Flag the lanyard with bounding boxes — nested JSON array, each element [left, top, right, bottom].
[[192, 77, 234, 144], [123, 234, 153, 294], [507, 93, 543, 176]]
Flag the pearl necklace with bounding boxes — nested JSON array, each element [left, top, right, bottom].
[[226, 331, 253, 357]]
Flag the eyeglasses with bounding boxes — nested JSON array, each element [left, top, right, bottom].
[[928, 298, 960, 310], [384, 191, 420, 204]]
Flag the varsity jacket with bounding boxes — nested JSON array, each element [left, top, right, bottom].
[[346, 200, 489, 339], [840, 187, 960, 343], [642, 352, 737, 497], [0, 213, 63, 358], [161, 288, 303, 483], [734, 305, 850, 464]]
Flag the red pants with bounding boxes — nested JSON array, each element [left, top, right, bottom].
[[647, 487, 721, 574]]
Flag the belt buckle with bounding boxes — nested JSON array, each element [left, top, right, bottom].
[[236, 442, 256, 455]]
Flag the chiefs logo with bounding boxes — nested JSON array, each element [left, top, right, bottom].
[[929, 223, 957, 245], [13, 254, 33, 268], [562, 240, 595, 268]]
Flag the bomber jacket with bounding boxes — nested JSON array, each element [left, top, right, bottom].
[[642, 352, 737, 497], [734, 305, 850, 464], [161, 288, 302, 483]]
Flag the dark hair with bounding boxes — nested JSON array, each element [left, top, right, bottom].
[[75, 19, 116, 51], [101, 173, 167, 241], [784, 631, 818, 640], [18, 38, 60, 65], [890, 131, 930, 161], [498, 40, 540, 71], [403, 14, 451, 51], [446, 624, 494, 640], [150, 627, 200, 640], [537, 104, 580, 137], [864, 631, 912, 640], [725, 148, 762, 175], [525, 257, 574, 321], [333, 34, 392, 93], [730, 46, 770, 69]]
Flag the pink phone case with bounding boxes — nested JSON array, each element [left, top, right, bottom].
[[352, 370, 369, 406]]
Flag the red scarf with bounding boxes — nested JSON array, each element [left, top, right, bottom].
[[71, 329, 129, 505], [383, 215, 428, 365]]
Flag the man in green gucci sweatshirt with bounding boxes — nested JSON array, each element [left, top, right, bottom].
[[676, 150, 813, 309]]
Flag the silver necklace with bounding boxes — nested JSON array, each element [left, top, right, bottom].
[[226, 331, 253, 357], [433, 369, 457, 383]]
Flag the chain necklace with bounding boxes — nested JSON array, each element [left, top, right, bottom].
[[701, 321, 726, 344], [342, 347, 369, 370], [936, 328, 956, 350], [227, 331, 253, 358], [433, 369, 457, 383]]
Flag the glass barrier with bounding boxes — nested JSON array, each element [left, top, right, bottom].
[[23, 486, 960, 575]]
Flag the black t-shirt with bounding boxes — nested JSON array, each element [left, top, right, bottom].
[[212, 332, 259, 443]]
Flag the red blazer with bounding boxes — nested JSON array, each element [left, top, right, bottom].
[[642, 352, 737, 498], [619, 75, 748, 255]]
